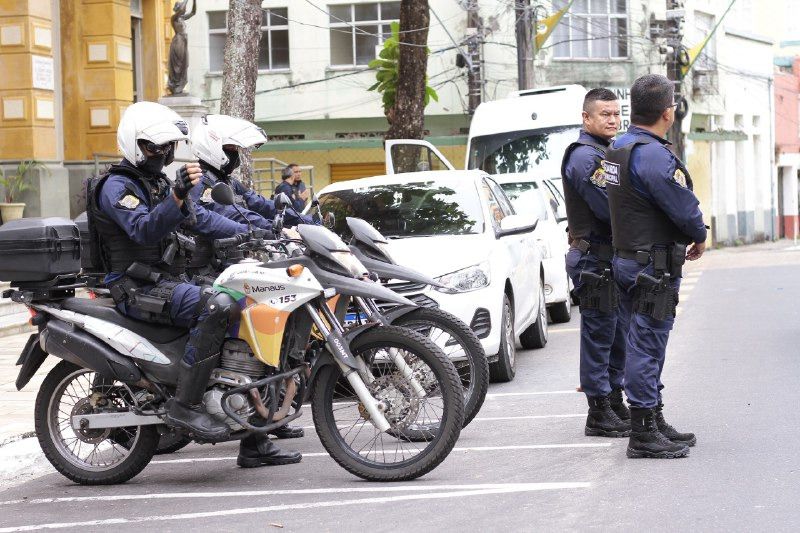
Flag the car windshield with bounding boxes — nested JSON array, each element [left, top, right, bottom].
[[500, 182, 549, 221], [468, 125, 582, 176], [318, 181, 485, 239]]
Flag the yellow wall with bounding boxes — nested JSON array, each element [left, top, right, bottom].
[[686, 140, 712, 243], [252, 144, 468, 195], [0, 0, 57, 159]]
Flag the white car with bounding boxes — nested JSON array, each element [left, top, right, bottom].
[[493, 174, 573, 323], [315, 167, 547, 383]]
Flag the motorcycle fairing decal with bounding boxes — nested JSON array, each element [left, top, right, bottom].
[[33, 307, 170, 365], [237, 303, 288, 368]]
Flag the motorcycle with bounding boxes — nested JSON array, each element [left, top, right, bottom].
[[10, 187, 465, 485]]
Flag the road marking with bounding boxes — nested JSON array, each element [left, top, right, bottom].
[[486, 390, 579, 398], [0, 483, 591, 531], [0, 482, 590, 507], [150, 443, 612, 465], [299, 413, 586, 430], [550, 327, 579, 333]]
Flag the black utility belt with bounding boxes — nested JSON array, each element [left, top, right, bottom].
[[571, 239, 613, 262], [615, 244, 687, 277]]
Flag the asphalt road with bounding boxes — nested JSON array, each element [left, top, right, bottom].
[[1, 242, 799, 532]]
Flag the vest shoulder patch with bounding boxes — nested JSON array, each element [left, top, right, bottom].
[[199, 186, 214, 203], [116, 194, 141, 210], [589, 166, 607, 188], [672, 168, 688, 188], [601, 160, 620, 186]]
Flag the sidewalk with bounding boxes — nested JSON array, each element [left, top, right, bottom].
[[0, 332, 57, 445]]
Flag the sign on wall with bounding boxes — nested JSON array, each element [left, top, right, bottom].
[[32, 55, 55, 91], [609, 87, 632, 132]]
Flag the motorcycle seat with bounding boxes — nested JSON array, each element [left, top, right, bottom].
[[60, 297, 187, 344]]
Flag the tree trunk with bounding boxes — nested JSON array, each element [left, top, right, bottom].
[[219, 0, 261, 188], [386, 0, 430, 140]]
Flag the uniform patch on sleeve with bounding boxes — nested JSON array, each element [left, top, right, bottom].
[[199, 186, 214, 203], [116, 194, 141, 210], [589, 167, 607, 188], [600, 160, 620, 186], [672, 168, 688, 188]]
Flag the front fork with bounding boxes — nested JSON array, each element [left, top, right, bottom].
[[305, 301, 391, 432]]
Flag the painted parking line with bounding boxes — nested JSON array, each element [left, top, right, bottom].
[[150, 443, 613, 465], [298, 413, 586, 430], [486, 390, 579, 398], [550, 327, 579, 333], [0, 483, 591, 531]]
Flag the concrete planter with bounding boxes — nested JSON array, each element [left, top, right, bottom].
[[0, 203, 26, 223]]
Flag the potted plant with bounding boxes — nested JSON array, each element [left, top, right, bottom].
[[0, 160, 44, 223]]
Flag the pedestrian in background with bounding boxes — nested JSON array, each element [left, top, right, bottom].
[[289, 163, 310, 211], [605, 74, 706, 459], [274, 164, 305, 213], [562, 88, 630, 439]]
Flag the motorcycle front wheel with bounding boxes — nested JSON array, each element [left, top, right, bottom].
[[35, 361, 159, 485], [312, 325, 464, 481]]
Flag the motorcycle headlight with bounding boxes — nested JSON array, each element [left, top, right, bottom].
[[331, 251, 369, 278], [434, 262, 491, 293]]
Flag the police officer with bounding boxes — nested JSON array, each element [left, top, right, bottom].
[[562, 88, 630, 438], [88, 102, 301, 466], [605, 74, 706, 459], [189, 114, 309, 445]]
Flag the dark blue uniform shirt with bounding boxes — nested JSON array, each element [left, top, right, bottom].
[[563, 130, 613, 227], [612, 126, 707, 244]]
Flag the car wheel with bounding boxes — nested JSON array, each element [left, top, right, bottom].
[[548, 280, 572, 323], [489, 294, 516, 383], [521, 283, 548, 349]]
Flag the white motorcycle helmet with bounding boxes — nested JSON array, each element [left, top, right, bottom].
[[117, 101, 189, 166], [191, 114, 267, 173]]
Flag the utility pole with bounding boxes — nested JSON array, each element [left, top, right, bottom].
[[665, 0, 686, 159], [515, 0, 534, 90], [465, 0, 483, 114]]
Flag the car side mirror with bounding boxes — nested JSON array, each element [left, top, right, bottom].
[[211, 182, 235, 206], [274, 192, 291, 210], [497, 214, 538, 237], [324, 212, 336, 229]]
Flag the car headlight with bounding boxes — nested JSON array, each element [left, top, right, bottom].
[[330, 251, 368, 278], [434, 262, 491, 293]]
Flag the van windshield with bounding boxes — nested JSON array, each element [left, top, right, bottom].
[[468, 125, 582, 176]]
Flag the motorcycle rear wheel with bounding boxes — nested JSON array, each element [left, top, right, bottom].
[[312, 325, 463, 481], [35, 361, 159, 485]]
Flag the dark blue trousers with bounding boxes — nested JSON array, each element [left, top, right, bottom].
[[612, 257, 682, 409], [118, 281, 208, 365], [565, 247, 627, 398]]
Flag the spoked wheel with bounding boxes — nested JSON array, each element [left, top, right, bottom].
[[312, 325, 464, 481], [35, 361, 159, 485], [391, 307, 489, 428]]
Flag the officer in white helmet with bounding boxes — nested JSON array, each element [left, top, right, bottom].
[[86, 101, 248, 442]]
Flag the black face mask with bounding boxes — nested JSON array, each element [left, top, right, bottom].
[[221, 148, 241, 175], [137, 142, 174, 175]]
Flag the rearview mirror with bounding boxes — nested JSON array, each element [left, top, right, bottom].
[[497, 214, 538, 238], [274, 192, 291, 210], [211, 182, 235, 206], [324, 212, 336, 229]]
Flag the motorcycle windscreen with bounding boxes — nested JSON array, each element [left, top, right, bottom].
[[236, 303, 289, 368]]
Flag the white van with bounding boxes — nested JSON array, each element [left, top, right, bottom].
[[466, 85, 588, 321]]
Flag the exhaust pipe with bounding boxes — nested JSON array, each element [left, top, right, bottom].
[[42, 319, 142, 383]]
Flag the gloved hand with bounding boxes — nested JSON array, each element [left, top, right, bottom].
[[174, 163, 202, 200], [251, 228, 269, 239]]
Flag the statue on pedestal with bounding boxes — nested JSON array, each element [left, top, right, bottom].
[[167, 0, 197, 96]]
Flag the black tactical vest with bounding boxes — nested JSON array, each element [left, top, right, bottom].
[[605, 138, 693, 252], [561, 137, 611, 242], [87, 163, 186, 276]]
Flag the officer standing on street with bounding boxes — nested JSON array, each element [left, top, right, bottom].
[[605, 74, 706, 459], [88, 102, 301, 466], [562, 88, 630, 438]]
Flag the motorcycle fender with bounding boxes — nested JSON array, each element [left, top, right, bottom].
[[382, 304, 420, 324], [307, 349, 336, 394], [42, 319, 142, 384], [342, 321, 381, 346], [15, 333, 48, 391], [325, 328, 363, 371]]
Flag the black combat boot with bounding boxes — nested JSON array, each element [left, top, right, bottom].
[[655, 401, 696, 447], [165, 358, 230, 442], [237, 434, 302, 468], [269, 425, 305, 439], [609, 387, 631, 421], [627, 407, 689, 459], [585, 395, 631, 437]]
